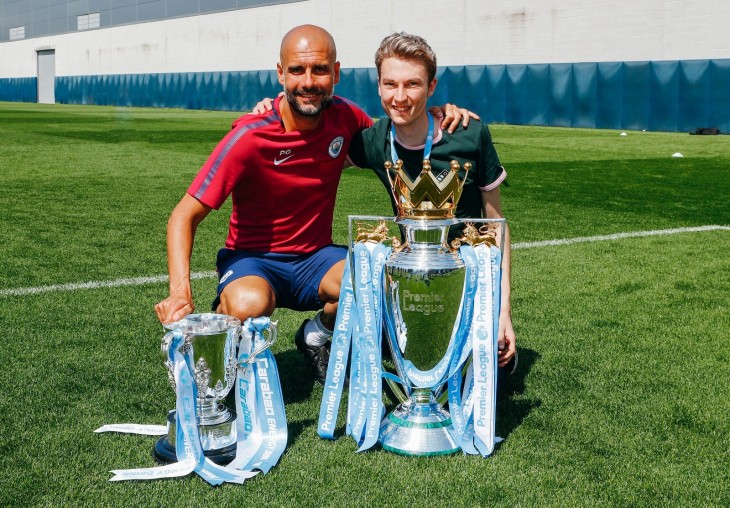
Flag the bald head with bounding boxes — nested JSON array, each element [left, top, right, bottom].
[[280, 24, 337, 63]]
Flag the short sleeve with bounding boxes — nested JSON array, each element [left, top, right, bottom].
[[187, 120, 252, 209], [478, 124, 506, 191]]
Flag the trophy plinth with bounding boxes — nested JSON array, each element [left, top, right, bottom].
[[379, 388, 459, 456], [153, 409, 237, 465]]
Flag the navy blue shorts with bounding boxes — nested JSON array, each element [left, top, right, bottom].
[[212, 244, 347, 312]]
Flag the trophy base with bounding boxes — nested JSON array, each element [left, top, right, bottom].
[[152, 409, 237, 465], [379, 399, 460, 456]]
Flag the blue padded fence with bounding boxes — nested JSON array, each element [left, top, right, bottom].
[[0, 77, 37, 102], [3, 59, 729, 133]]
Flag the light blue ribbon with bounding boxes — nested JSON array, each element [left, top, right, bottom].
[[348, 243, 379, 446], [171, 330, 251, 485], [457, 244, 501, 457], [357, 244, 388, 451], [320, 241, 389, 451], [446, 246, 479, 441], [318, 257, 355, 438], [230, 317, 287, 474], [390, 111, 434, 163]]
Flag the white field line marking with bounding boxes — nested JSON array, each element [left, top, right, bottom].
[[0, 271, 217, 297], [511, 224, 729, 250], [1, 225, 728, 298]]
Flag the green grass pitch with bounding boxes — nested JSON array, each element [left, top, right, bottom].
[[0, 102, 728, 507]]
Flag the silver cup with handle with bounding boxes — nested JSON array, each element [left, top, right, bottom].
[[153, 313, 276, 465]]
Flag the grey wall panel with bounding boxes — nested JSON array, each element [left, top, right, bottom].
[[110, 4, 135, 24], [48, 15, 66, 31], [31, 19, 50, 36], [111, 0, 138, 7], [137, 0, 164, 22], [2, 0, 303, 41], [206, 0, 237, 11], [89, 0, 112, 10], [67, 0, 90, 16], [166, 0, 198, 18], [48, 3, 66, 19]]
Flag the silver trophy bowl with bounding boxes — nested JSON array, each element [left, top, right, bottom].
[[379, 218, 464, 456], [154, 313, 241, 464]]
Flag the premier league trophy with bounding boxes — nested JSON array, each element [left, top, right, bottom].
[[379, 159, 472, 455], [318, 157, 504, 458], [153, 313, 276, 465]]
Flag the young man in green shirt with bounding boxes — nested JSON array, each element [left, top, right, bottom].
[[347, 32, 517, 370]]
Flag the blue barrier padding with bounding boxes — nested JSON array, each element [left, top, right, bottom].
[[709, 59, 730, 132], [550, 63, 573, 128], [596, 61, 623, 130], [622, 61, 652, 131], [5, 58, 730, 133], [525, 64, 550, 126], [679, 60, 710, 130], [650, 61, 680, 132], [572, 62, 597, 129], [0, 77, 36, 102], [482, 64, 507, 124], [505, 64, 528, 126]]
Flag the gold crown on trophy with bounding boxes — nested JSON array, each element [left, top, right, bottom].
[[385, 159, 471, 219]]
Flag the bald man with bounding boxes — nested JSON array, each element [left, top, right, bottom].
[[155, 25, 470, 384]]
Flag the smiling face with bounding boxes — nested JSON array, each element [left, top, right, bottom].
[[378, 56, 437, 129], [277, 26, 340, 118]]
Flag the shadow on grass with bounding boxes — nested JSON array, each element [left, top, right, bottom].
[[271, 346, 541, 445], [496, 347, 541, 439], [275, 350, 317, 405]]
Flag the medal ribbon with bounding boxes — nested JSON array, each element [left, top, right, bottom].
[[390, 111, 434, 163]]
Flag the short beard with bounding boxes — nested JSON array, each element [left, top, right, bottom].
[[285, 87, 333, 117]]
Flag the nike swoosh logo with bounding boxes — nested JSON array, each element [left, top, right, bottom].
[[274, 154, 295, 165]]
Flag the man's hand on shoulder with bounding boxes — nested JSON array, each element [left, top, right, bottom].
[[249, 92, 284, 115], [430, 103, 481, 133]]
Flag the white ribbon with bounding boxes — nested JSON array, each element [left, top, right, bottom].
[[94, 424, 167, 436]]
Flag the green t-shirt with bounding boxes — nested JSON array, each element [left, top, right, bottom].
[[348, 118, 505, 221]]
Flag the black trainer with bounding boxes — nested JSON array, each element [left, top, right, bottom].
[[294, 319, 330, 385]]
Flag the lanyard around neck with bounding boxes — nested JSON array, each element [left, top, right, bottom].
[[390, 111, 434, 164]]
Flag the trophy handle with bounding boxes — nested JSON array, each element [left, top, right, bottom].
[[240, 320, 278, 365], [161, 331, 174, 355]]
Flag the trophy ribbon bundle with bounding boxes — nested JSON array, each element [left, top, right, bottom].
[[317, 153, 505, 457], [95, 315, 287, 485]]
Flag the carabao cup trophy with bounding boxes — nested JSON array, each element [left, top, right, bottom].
[[318, 159, 505, 457], [96, 313, 288, 485], [154, 313, 254, 464]]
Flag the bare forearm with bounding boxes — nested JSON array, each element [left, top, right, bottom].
[[500, 222, 512, 316], [166, 210, 195, 299], [154, 194, 211, 323]]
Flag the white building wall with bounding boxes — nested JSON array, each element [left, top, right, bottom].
[[1, 0, 729, 78]]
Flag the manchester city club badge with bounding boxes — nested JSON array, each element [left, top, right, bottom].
[[328, 136, 344, 158]]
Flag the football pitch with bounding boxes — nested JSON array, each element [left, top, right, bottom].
[[0, 102, 728, 507]]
